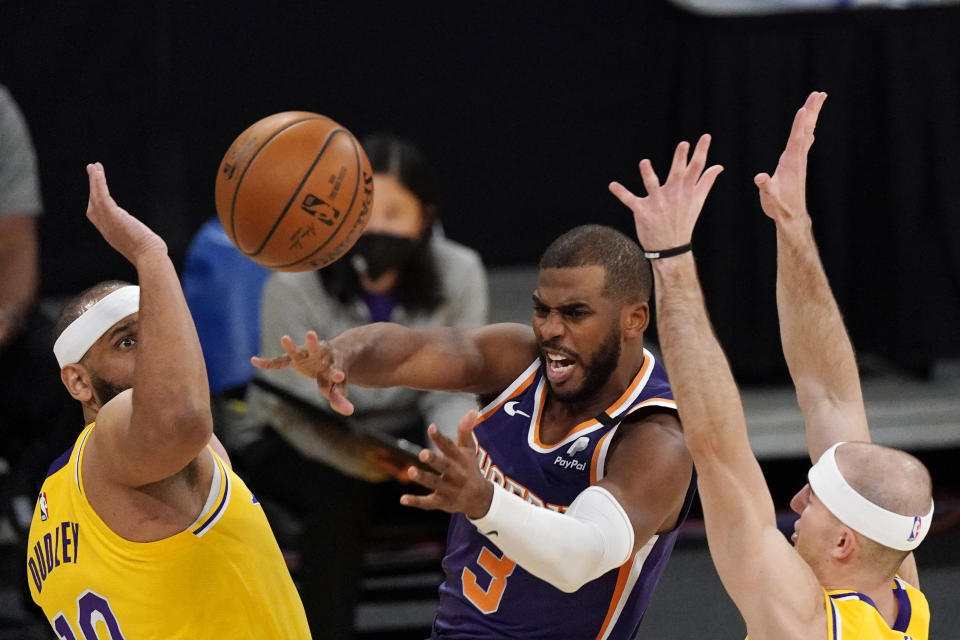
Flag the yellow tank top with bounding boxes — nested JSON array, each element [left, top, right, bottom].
[[26, 423, 311, 639], [823, 578, 929, 640], [746, 577, 929, 640]]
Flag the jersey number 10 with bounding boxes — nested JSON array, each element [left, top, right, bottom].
[[52, 591, 125, 640]]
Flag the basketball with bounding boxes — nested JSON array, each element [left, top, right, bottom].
[[214, 111, 374, 271]]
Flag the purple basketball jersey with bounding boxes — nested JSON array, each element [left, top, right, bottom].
[[432, 349, 696, 639]]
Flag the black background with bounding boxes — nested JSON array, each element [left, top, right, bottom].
[[3, 0, 959, 382]]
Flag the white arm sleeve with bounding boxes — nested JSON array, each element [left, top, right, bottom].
[[468, 484, 635, 593]]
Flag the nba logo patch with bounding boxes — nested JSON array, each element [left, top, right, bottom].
[[38, 491, 49, 522], [907, 516, 922, 542]]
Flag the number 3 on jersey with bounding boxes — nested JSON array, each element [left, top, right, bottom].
[[52, 591, 125, 640], [462, 546, 516, 613]]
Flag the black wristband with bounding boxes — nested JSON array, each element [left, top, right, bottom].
[[643, 242, 692, 260]]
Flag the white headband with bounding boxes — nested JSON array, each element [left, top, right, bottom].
[[53, 286, 140, 367], [808, 442, 934, 551]]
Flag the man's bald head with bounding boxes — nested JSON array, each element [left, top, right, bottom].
[[833, 441, 932, 570], [835, 442, 932, 519]]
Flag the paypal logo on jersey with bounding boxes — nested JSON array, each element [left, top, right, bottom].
[[554, 436, 590, 471], [566, 436, 590, 456]]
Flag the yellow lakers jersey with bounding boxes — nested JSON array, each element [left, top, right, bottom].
[[823, 577, 929, 640], [27, 423, 310, 639], [746, 577, 929, 640]]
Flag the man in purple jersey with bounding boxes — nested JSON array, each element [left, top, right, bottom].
[[254, 223, 702, 638]]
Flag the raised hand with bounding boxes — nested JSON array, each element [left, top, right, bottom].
[[251, 330, 355, 415], [85, 163, 167, 263], [608, 134, 723, 254], [754, 92, 827, 229], [400, 410, 493, 520]]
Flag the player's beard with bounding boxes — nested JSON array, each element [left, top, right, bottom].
[[543, 323, 621, 406], [89, 371, 129, 407]]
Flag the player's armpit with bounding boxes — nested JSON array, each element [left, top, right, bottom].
[[599, 411, 694, 547]]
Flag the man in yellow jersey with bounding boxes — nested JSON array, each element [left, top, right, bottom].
[[26, 163, 310, 639], [609, 91, 931, 639]]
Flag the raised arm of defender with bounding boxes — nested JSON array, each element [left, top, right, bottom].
[[83, 163, 214, 486], [755, 92, 870, 462], [610, 133, 827, 638]]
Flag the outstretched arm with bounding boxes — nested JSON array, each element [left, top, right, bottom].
[[757, 93, 920, 585], [756, 92, 869, 463], [610, 136, 825, 638], [84, 163, 213, 486], [253, 322, 536, 415]]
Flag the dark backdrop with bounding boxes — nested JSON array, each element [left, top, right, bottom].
[[3, 1, 959, 382]]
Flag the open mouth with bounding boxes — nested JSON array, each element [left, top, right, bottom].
[[545, 351, 577, 382]]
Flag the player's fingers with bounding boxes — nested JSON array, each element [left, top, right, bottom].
[[686, 134, 712, 182], [327, 387, 354, 415], [666, 140, 690, 184], [88, 163, 116, 210], [798, 91, 826, 143], [608, 181, 638, 208], [456, 410, 480, 449], [304, 331, 322, 353], [428, 424, 466, 461], [419, 438, 462, 478], [754, 173, 771, 190], [407, 465, 444, 491], [399, 492, 442, 512], [638, 159, 662, 198], [694, 164, 724, 203], [280, 335, 304, 360], [250, 354, 291, 369]]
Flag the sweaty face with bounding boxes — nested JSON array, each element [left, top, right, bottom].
[[81, 313, 139, 407], [533, 266, 624, 404]]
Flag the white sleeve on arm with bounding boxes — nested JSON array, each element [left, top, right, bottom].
[[468, 484, 634, 593]]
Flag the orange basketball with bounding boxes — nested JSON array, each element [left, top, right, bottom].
[[214, 112, 374, 271]]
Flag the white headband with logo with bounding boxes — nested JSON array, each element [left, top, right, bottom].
[[53, 286, 140, 367], [808, 442, 934, 551]]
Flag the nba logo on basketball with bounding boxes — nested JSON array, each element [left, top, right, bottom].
[[38, 491, 48, 522], [907, 516, 922, 541]]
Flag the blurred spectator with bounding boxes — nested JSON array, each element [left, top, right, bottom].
[[183, 217, 270, 397], [0, 85, 40, 353], [0, 84, 75, 627], [240, 135, 489, 639]]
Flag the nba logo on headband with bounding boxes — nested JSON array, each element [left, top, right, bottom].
[[908, 516, 922, 542]]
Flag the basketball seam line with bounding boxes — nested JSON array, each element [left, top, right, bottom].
[[248, 127, 344, 257], [269, 132, 366, 269], [227, 115, 328, 254]]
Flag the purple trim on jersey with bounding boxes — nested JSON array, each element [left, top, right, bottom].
[[892, 580, 912, 632], [829, 598, 840, 639], [46, 446, 75, 478], [192, 464, 231, 536], [828, 581, 914, 633]]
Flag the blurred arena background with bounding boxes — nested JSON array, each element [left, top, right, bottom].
[[1, 1, 958, 637]]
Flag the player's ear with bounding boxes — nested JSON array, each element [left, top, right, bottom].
[[832, 526, 858, 562], [61, 363, 95, 405], [622, 302, 649, 339]]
